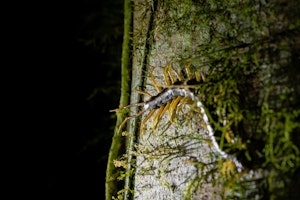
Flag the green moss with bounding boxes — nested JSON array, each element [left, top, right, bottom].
[[105, 0, 132, 199]]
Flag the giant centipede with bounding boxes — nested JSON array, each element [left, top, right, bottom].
[[111, 61, 244, 172]]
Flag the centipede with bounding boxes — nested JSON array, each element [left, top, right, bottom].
[[111, 61, 201, 131], [110, 60, 244, 172]]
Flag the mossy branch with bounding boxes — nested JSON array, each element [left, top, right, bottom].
[[105, 0, 132, 199]]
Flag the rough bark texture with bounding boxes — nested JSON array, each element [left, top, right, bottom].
[[108, 0, 300, 199]]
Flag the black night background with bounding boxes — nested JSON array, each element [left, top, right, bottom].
[[27, 1, 124, 199]]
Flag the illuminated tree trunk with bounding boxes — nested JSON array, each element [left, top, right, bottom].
[[106, 0, 300, 199]]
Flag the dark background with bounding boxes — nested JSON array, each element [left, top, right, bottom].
[[25, 1, 124, 199]]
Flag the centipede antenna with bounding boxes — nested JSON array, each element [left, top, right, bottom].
[[136, 89, 153, 97], [110, 102, 146, 112], [124, 102, 146, 108]]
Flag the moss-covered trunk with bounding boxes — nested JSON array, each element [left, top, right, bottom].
[[107, 0, 300, 199]]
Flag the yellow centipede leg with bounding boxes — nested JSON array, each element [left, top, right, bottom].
[[168, 96, 181, 122], [118, 109, 147, 133], [177, 97, 190, 112], [166, 63, 183, 82], [195, 70, 201, 82], [151, 106, 165, 130], [166, 62, 176, 84], [185, 61, 193, 80], [199, 121, 208, 130], [150, 67, 162, 93], [163, 63, 171, 86], [155, 102, 170, 129], [140, 109, 156, 138], [225, 131, 234, 143]]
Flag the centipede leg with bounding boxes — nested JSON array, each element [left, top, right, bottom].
[[151, 106, 165, 130], [168, 96, 182, 122], [164, 62, 183, 85], [201, 68, 206, 82], [184, 61, 193, 80], [163, 63, 171, 86], [178, 96, 193, 109], [117, 109, 147, 133], [194, 67, 206, 82], [154, 102, 171, 129], [140, 109, 156, 137], [195, 70, 201, 82], [150, 67, 162, 93], [167, 62, 183, 82]]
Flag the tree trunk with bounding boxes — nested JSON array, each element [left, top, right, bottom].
[[107, 0, 300, 199]]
